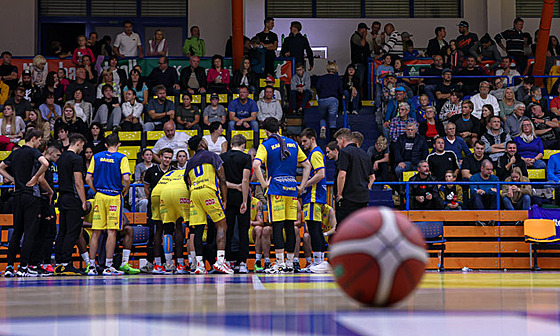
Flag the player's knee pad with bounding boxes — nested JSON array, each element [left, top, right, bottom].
[[163, 222, 174, 235]]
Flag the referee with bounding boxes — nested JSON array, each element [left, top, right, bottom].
[[0, 129, 50, 277], [333, 128, 375, 226], [54, 133, 87, 276]]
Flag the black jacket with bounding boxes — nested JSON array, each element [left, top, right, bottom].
[[180, 66, 207, 92], [281, 33, 314, 68], [231, 70, 259, 91], [350, 31, 370, 65], [426, 38, 449, 57], [394, 134, 429, 166], [419, 120, 445, 147]]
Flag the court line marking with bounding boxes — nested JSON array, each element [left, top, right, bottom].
[[252, 275, 266, 290]]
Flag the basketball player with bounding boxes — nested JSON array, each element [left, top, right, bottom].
[[54, 133, 87, 276], [309, 203, 337, 274], [253, 117, 311, 273], [184, 135, 232, 274], [249, 196, 271, 272], [0, 129, 50, 277], [300, 128, 328, 270], [85, 133, 131, 276]]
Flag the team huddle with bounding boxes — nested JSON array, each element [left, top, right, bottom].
[[0, 117, 338, 276]]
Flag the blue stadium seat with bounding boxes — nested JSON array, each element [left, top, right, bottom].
[[414, 221, 446, 271]]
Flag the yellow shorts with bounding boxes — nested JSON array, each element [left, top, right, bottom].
[[92, 193, 123, 230], [150, 194, 161, 221], [189, 188, 225, 226], [267, 195, 298, 222], [303, 203, 324, 221], [160, 187, 190, 224]]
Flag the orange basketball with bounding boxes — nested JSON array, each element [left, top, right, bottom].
[[329, 207, 427, 306]]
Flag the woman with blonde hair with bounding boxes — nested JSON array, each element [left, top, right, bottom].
[[0, 104, 25, 150], [498, 87, 519, 119], [501, 166, 531, 211], [315, 61, 343, 139], [27, 109, 51, 140], [96, 69, 121, 102], [514, 119, 546, 169], [53, 103, 89, 139], [29, 55, 48, 88], [367, 135, 390, 182], [147, 30, 168, 57]]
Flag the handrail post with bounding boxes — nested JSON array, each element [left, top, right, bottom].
[[405, 182, 410, 211], [132, 185, 136, 213]]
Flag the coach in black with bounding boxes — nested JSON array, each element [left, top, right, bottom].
[[220, 134, 252, 274], [0, 129, 50, 277], [334, 128, 375, 226], [55, 133, 87, 276]]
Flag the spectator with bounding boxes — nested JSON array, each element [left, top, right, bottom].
[[40, 71, 64, 106], [449, 100, 481, 147], [342, 64, 361, 115], [131, 148, 154, 213], [144, 85, 175, 131], [53, 103, 89, 139], [409, 161, 444, 210], [256, 17, 279, 76], [403, 40, 421, 58], [410, 94, 433, 122], [401, 31, 413, 49], [106, 55, 127, 87], [176, 150, 188, 170], [72, 35, 95, 66], [443, 40, 464, 71], [92, 84, 121, 131], [367, 21, 383, 55], [439, 171, 463, 210], [248, 36, 266, 76], [393, 58, 414, 98], [88, 32, 102, 57], [504, 102, 528, 136], [439, 91, 463, 123], [375, 54, 394, 85], [231, 57, 258, 94], [120, 89, 143, 131], [18, 70, 41, 107], [394, 122, 428, 180], [0, 105, 25, 151], [501, 167, 531, 211], [182, 26, 205, 57], [147, 29, 168, 57], [367, 135, 390, 182], [148, 56, 180, 95], [489, 77, 506, 101], [427, 136, 459, 181], [179, 55, 207, 95], [202, 93, 227, 128], [207, 54, 230, 94], [471, 81, 500, 119], [515, 76, 534, 102], [383, 86, 407, 129], [499, 88, 520, 120], [258, 76, 283, 103], [257, 86, 282, 123], [388, 102, 414, 143], [495, 17, 528, 73], [67, 88, 92, 125], [87, 122, 105, 154], [224, 35, 251, 58], [228, 86, 259, 138], [100, 35, 113, 57], [29, 55, 47, 88], [281, 21, 313, 71], [380, 23, 403, 58], [461, 140, 488, 179], [426, 26, 448, 57], [316, 62, 343, 139], [456, 56, 486, 95], [57, 68, 70, 92], [470, 159, 499, 211], [469, 34, 502, 69], [528, 104, 559, 149], [175, 93, 201, 132], [203, 121, 228, 155], [289, 63, 312, 115], [66, 66, 96, 104], [497, 140, 528, 180], [0, 51, 18, 91], [456, 21, 478, 55], [39, 93, 62, 130], [546, 152, 560, 182], [418, 54, 444, 103], [495, 56, 520, 85], [443, 122, 471, 163], [524, 86, 549, 114], [419, 106, 445, 148], [123, 69, 148, 105], [435, 69, 459, 110], [514, 119, 546, 169], [152, 120, 190, 161], [481, 115, 512, 163], [113, 20, 143, 58], [96, 70, 121, 103], [5, 87, 32, 121]]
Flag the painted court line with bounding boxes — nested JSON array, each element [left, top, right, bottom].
[[252, 275, 266, 290]]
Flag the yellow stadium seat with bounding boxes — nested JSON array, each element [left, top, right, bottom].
[[128, 159, 136, 173], [0, 151, 10, 161], [152, 96, 175, 103], [308, 100, 318, 106], [403, 171, 416, 182], [205, 94, 228, 103], [232, 93, 254, 100], [527, 169, 546, 179], [259, 128, 281, 140], [105, 131, 112, 137], [524, 219, 560, 242], [259, 78, 280, 88], [119, 146, 141, 160], [147, 131, 165, 141], [118, 131, 141, 141], [544, 149, 560, 160], [231, 130, 253, 148], [203, 129, 225, 136], [177, 130, 199, 137], [362, 100, 375, 106]]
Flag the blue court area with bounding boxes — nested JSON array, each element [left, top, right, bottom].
[[1, 272, 560, 335]]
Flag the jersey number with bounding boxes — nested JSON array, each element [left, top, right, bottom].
[[194, 166, 204, 177]]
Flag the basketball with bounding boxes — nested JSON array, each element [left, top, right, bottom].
[[329, 207, 427, 306]]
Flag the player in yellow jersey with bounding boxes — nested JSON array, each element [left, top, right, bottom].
[[301, 203, 337, 273], [248, 197, 271, 272], [184, 135, 231, 274]]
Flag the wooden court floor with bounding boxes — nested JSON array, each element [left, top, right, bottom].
[[0, 271, 559, 335]]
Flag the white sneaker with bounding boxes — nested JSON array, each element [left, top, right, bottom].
[[102, 266, 124, 276], [139, 261, 153, 273], [213, 260, 234, 274], [309, 261, 332, 274], [238, 262, 249, 274], [194, 261, 207, 275], [265, 263, 285, 274]]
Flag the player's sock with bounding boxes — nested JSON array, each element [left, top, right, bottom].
[[178, 258, 185, 266], [163, 234, 173, 264], [321, 252, 325, 262], [255, 253, 262, 261], [286, 253, 294, 265], [121, 249, 131, 266], [164, 253, 173, 265], [306, 257, 312, 264], [190, 252, 196, 265], [217, 250, 225, 264], [313, 252, 322, 265], [265, 258, 271, 263], [196, 256, 203, 263], [155, 257, 162, 266], [106, 258, 113, 268], [277, 251, 284, 264], [81, 253, 90, 265]]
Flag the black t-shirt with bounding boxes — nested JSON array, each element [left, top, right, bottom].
[[427, 151, 459, 181], [337, 144, 373, 203], [532, 112, 558, 141], [4, 145, 43, 197], [220, 149, 252, 201], [4, 97, 32, 120], [461, 153, 488, 177], [435, 82, 459, 96], [42, 161, 57, 202], [0, 63, 18, 90], [450, 114, 480, 136], [256, 31, 278, 72], [57, 150, 85, 204], [144, 165, 171, 192], [402, 137, 415, 162]]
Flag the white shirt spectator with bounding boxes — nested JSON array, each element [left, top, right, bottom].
[[152, 132, 190, 160], [114, 32, 142, 57], [203, 134, 227, 155], [470, 93, 501, 119], [257, 98, 283, 122], [259, 89, 282, 102], [495, 68, 521, 85], [122, 101, 143, 120]]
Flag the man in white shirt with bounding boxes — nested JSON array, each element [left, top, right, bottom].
[[470, 81, 500, 119], [494, 56, 520, 85], [152, 121, 190, 162], [113, 20, 144, 58]]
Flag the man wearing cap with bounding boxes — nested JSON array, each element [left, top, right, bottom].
[[456, 21, 478, 55], [259, 75, 282, 105], [350, 22, 371, 86], [426, 27, 448, 57], [435, 69, 459, 110]]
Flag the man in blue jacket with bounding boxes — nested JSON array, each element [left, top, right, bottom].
[[394, 122, 428, 181], [469, 159, 499, 212]]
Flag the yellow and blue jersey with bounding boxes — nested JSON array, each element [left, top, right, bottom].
[[185, 150, 223, 193], [302, 146, 327, 204], [255, 136, 308, 197], [87, 151, 130, 196], [152, 169, 185, 197], [250, 197, 261, 221]]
